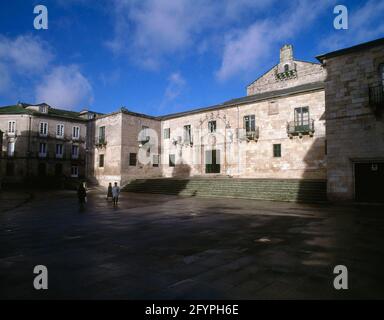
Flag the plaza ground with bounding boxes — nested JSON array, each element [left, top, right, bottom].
[[0, 188, 383, 299]]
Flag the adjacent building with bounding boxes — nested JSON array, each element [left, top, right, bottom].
[[0, 103, 89, 184], [317, 38, 384, 202]]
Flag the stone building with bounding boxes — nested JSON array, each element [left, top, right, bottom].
[[90, 45, 327, 187], [0, 103, 89, 185], [317, 38, 384, 202], [2, 39, 381, 202]]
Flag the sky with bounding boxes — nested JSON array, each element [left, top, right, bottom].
[[0, 0, 383, 116]]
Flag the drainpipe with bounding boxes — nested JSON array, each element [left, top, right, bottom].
[[27, 115, 32, 177], [237, 105, 240, 176]]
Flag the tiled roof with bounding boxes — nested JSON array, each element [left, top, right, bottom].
[[0, 103, 86, 121]]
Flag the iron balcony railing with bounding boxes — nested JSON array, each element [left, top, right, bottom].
[[245, 127, 260, 141], [95, 136, 107, 147], [287, 119, 315, 136], [369, 84, 384, 108]]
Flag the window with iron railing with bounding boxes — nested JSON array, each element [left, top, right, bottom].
[[287, 107, 315, 136]]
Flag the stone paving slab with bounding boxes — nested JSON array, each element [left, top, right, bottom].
[[0, 190, 384, 299]]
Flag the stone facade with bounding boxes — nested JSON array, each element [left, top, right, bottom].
[[161, 89, 326, 180], [91, 110, 162, 186], [247, 45, 324, 95], [89, 45, 326, 187], [317, 39, 384, 201]]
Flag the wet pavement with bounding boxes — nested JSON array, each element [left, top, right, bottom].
[[0, 189, 384, 299]]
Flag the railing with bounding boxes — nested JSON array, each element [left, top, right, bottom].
[[287, 119, 315, 137], [245, 127, 259, 141], [95, 136, 107, 147], [369, 84, 384, 109], [5, 130, 17, 137]]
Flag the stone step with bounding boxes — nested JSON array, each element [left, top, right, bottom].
[[122, 178, 327, 202]]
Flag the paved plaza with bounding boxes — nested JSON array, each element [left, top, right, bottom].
[[0, 189, 384, 299]]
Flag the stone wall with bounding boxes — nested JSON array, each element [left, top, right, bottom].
[[161, 89, 326, 179], [324, 43, 384, 201], [0, 113, 87, 182]]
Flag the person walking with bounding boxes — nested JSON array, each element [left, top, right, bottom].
[[77, 182, 87, 208], [106, 182, 113, 200], [112, 182, 120, 206]]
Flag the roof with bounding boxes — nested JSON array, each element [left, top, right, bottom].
[[316, 37, 384, 62], [1, 81, 324, 122], [159, 81, 324, 120], [0, 103, 86, 121]]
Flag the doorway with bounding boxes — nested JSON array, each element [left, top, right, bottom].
[[205, 149, 220, 174], [355, 162, 384, 202]]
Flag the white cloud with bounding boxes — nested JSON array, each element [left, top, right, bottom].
[[216, 0, 334, 80], [0, 34, 53, 73], [35, 65, 93, 110], [106, 0, 277, 68], [164, 72, 186, 101], [0, 63, 12, 94], [319, 0, 384, 51]]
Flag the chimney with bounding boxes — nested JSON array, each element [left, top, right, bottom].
[[280, 44, 293, 64]]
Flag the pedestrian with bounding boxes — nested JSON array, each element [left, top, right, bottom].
[[106, 182, 113, 200], [112, 182, 120, 206], [77, 182, 87, 207]]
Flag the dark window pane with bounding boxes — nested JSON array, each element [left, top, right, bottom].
[[129, 153, 137, 166], [273, 144, 281, 157], [169, 154, 175, 167]]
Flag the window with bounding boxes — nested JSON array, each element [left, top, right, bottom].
[[183, 125, 192, 144], [7, 142, 15, 157], [71, 145, 79, 159], [72, 126, 80, 140], [129, 153, 137, 166], [98, 126, 106, 144], [55, 144, 63, 158], [99, 154, 104, 167], [380, 64, 384, 86], [244, 115, 255, 132], [71, 166, 79, 177], [39, 122, 48, 136], [208, 121, 216, 133], [139, 126, 149, 142], [284, 64, 289, 72], [273, 144, 281, 158], [56, 124, 64, 138], [7, 121, 16, 134], [164, 128, 170, 139], [39, 142, 47, 157], [169, 154, 175, 167], [294, 107, 310, 126], [152, 155, 160, 167], [39, 105, 48, 113]]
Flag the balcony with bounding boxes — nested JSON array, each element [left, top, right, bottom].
[[287, 119, 315, 138], [245, 127, 259, 141], [95, 136, 107, 148], [38, 151, 48, 158], [5, 130, 17, 137], [369, 84, 384, 114]]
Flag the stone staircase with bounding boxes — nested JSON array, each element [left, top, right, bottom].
[[122, 178, 327, 202]]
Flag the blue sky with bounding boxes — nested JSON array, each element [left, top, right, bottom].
[[0, 0, 383, 115]]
